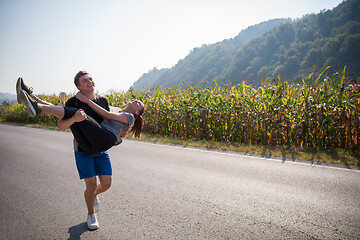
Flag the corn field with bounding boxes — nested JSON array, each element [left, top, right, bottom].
[[1, 67, 359, 151], [130, 67, 359, 151]]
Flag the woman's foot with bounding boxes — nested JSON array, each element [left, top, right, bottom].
[[18, 90, 41, 117], [16, 77, 34, 104]]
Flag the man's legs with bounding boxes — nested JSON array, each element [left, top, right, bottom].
[[84, 176, 97, 214], [84, 175, 112, 214], [95, 175, 112, 196], [75, 150, 112, 230]]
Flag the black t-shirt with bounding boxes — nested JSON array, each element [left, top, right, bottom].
[[65, 95, 110, 152]]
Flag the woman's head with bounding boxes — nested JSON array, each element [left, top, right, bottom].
[[126, 99, 145, 139], [126, 99, 144, 116]]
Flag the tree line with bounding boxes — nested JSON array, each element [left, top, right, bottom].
[[132, 0, 360, 90]]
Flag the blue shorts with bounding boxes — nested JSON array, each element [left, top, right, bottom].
[[74, 151, 112, 179]]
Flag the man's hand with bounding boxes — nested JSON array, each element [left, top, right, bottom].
[[76, 92, 90, 103], [120, 128, 127, 138], [73, 109, 87, 122], [57, 109, 86, 130]]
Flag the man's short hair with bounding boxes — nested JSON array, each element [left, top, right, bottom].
[[74, 71, 89, 87]]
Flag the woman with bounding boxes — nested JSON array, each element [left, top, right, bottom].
[[17, 79, 144, 154]]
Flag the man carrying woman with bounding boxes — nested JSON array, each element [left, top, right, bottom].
[[16, 71, 144, 230]]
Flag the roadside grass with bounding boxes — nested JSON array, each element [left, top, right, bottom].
[[133, 132, 360, 167], [0, 121, 68, 132], [2, 121, 357, 167]]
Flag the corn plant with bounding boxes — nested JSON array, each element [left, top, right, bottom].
[[3, 66, 359, 151]]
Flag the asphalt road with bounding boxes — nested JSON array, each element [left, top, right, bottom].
[[1, 124, 359, 240]]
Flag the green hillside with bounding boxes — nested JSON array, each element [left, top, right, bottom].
[[132, 0, 360, 89], [132, 18, 292, 89]]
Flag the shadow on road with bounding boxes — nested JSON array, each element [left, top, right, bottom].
[[68, 222, 88, 240]]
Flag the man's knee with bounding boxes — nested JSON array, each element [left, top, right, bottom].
[[99, 175, 112, 190], [84, 176, 97, 192]]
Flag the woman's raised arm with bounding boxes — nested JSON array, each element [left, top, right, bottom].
[[76, 92, 129, 124]]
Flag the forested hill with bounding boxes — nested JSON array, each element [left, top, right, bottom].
[[131, 0, 360, 90], [131, 18, 292, 90]]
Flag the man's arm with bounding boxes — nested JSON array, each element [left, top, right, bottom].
[[57, 109, 87, 130], [57, 118, 75, 130]]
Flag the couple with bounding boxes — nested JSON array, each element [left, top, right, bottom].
[[16, 71, 145, 230]]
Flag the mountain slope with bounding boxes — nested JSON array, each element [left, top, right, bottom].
[[222, 0, 360, 86], [0, 92, 17, 105], [132, 0, 360, 89], [132, 18, 291, 89]]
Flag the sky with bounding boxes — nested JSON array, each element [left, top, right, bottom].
[[0, 0, 344, 95]]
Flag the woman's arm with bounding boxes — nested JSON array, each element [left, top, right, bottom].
[[76, 92, 129, 124]]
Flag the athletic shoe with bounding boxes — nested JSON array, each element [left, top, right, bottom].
[[86, 213, 99, 230], [94, 196, 100, 213], [16, 77, 33, 104], [16, 77, 24, 103], [18, 90, 41, 117]]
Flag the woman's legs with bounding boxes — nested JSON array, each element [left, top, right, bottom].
[[70, 116, 117, 154], [28, 95, 116, 154], [37, 102, 65, 119], [26, 94, 70, 119], [32, 95, 52, 106]]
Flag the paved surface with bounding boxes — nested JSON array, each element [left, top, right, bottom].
[[1, 124, 359, 239]]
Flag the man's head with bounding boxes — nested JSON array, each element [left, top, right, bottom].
[[74, 70, 95, 93], [74, 71, 89, 87]]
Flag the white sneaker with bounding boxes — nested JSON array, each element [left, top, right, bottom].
[[86, 213, 99, 230], [94, 196, 100, 213]]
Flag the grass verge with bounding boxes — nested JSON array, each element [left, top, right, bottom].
[[1, 121, 359, 167], [135, 132, 359, 167]]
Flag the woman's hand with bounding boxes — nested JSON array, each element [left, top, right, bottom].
[[76, 92, 90, 103], [120, 128, 127, 138]]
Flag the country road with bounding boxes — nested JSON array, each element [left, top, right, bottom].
[[1, 124, 359, 239]]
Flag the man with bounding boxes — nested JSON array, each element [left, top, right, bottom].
[[57, 71, 120, 230]]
